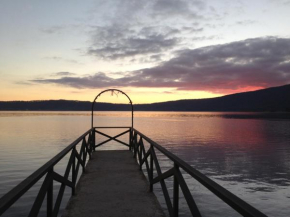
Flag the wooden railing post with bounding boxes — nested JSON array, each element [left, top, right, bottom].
[[129, 128, 132, 151], [149, 145, 154, 192], [173, 163, 179, 217], [72, 148, 76, 196], [92, 129, 96, 151], [133, 134, 137, 159], [138, 137, 143, 170], [83, 139, 86, 167], [47, 168, 53, 217]]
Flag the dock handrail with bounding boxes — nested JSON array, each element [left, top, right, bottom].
[[0, 126, 268, 217], [0, 128, 95, 217], [131, 128, 268, 217]]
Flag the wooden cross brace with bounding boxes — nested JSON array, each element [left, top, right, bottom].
[[95, 129, 130, 148]]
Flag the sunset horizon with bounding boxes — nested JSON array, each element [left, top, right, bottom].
[[1, 2, 290, 215], [0, 83, 288, 105], [1, 1, 290, 104]]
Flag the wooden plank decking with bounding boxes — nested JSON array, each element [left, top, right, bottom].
[[62, 150, 165, 217]]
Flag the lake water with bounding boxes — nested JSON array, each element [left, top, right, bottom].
[[0, 111, 289, 217]]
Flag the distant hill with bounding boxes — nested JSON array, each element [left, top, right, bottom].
[[0, 84, 290, 112], [137, 84, 290, 112]]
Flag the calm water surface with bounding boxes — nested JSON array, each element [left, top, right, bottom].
[[0, 111, 289, 217]]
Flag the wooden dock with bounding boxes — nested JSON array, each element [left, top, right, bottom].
[[62, 150, 165, 217], [0, 124, 269, 217]]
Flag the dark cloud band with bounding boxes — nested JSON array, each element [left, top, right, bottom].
[[31, 37, 290, 94]]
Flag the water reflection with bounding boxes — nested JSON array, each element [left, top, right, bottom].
[[0, 112, 289, 217], [133, 113, 290, 217]]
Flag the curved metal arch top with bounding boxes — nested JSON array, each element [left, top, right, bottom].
[[91, 89, 134, 128]]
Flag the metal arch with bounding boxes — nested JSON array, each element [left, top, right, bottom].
[[91, 89, 134, 128]]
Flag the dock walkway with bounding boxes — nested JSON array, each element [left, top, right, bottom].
[[62, 150, 165, 217]]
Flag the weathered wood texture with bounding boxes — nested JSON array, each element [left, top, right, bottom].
[[62, 150, 165, 217]]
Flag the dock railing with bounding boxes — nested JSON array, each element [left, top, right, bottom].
[[0, 126, 268, 217], [130, 127, 268, 217], [0, 128, 95, 217]]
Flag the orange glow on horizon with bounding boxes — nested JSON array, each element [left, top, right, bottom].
[[0, 84, 268, 104], [215, 86, 266, 95]]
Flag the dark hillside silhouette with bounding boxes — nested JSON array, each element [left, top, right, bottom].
[[0, 84, 289, 112]]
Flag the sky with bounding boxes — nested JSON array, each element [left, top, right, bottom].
[[1, 0, 290, 104]]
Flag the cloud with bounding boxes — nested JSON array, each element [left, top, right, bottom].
[[182, 27, 203, 33], [190, 36, 220, 41], [40, 26, 66, 34], [95, 0, 205, 23], [51, 72, 76, 77], [32, 72, 118, 89], [150, 0, 205, 19], [86, 0, 206, 62], [87, 26, 178, 60], [40, 24, 83, 35], [236, 20, 256, 26], [271, 0, 290, 5], [15, 81, 35, 86], [44, 56, 82, 65], [30, 37, 290, 94]]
